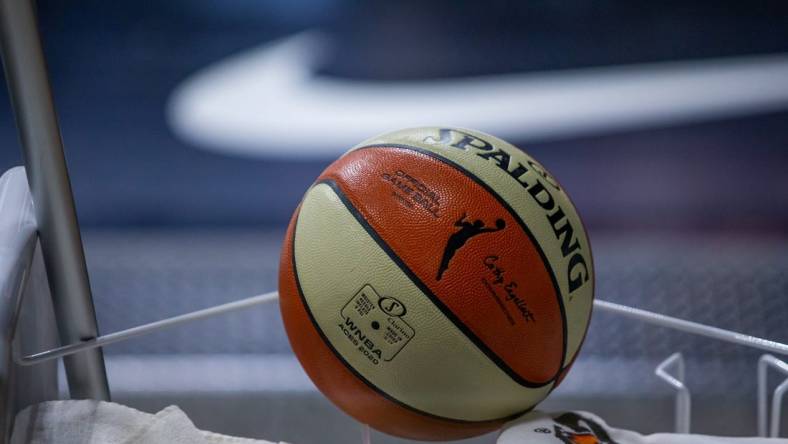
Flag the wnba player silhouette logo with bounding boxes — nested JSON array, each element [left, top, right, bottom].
[[437, 213, 506, 280]]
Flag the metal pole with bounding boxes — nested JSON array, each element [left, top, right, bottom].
[[16, 293, 788, 366], [594, 299, 788, 356], [655, 353, 691, 433], [0, 0, 109, 399], [15, 292, 279, 366]]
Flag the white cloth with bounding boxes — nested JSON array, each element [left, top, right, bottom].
[[498, 411, 788, 444], [11, 400, 288, 444]]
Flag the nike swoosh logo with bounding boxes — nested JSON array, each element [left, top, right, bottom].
[[167, 31, 788, 159]]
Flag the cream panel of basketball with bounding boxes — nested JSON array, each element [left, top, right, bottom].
[[353, 128, 594, 368], [294, 183, 553, 421]]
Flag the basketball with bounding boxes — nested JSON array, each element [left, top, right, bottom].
[[279, 127, 594, 441]]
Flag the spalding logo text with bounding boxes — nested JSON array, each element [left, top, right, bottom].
[[424, 129, 590, 294]]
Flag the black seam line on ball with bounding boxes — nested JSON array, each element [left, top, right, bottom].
[[289, 197, 527, 425], [317, 178, 553, 389], [354, 142, 569, 379]]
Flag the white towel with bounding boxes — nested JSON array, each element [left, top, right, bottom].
[[498, 411, 788, 444], [11, 400, 289, 444]]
